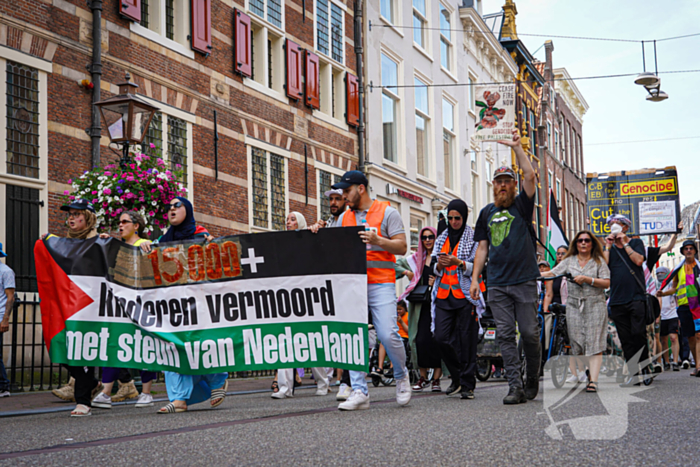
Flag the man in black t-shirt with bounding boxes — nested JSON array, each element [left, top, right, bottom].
[[470, 131, 541, 405], [603, 214, 648, 386]]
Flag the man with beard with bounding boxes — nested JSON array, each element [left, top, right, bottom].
[[469, 131, 541, 405], [331, 170, 412, 410], [310, 188, 348, 230]]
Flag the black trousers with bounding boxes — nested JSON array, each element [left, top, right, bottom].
[[433, 301, 477, 391], [610, 300, 649, 375], [68, 366, 99, 406]]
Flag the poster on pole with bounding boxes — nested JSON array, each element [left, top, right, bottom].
[[474, 84, 516, 141], [34, 228, 369, 374], [586, 166, 681, 237]]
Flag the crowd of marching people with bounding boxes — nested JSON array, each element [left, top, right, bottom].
[[21, 130, 698, 417]]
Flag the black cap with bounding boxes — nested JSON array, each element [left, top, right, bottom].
[[681, 239, 697, 253], [60, 199, 95, 213], [332, 170, 368, 190]]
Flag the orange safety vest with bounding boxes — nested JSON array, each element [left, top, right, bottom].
[[342, 200, 396, 284], [437, 240, 465, 299]]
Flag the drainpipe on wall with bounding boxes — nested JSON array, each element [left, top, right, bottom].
[[88, 0, 103, 168], [354, 1, 365, 170]]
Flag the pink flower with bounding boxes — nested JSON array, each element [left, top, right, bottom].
[[103, 188, 112, 195], [157, 159, 165, 166], [92, 199, 98, 204], [149, 143, 155, 149], [63, 190, 70, 195], [152, 189, 157, 193], [126, 176, 135, 182], [148, 211, 155, 217], [67, 179, 73, 184], [69, 195, 75, 201], [130, 164, 136, 170], [104, 171, 112, 176]]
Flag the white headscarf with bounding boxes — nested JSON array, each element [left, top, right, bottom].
[[289, 211, 307, 230]]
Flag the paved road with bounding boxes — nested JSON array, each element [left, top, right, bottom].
[[0, 370, 697, 466]]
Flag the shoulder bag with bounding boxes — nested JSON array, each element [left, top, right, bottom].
[[611, 245, 659, 325], [407, 285, 431, 303]]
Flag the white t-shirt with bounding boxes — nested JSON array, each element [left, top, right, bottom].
[[659, 282, 678, 320]]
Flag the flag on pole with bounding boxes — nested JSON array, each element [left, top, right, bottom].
[[546, 188, 568, 267]]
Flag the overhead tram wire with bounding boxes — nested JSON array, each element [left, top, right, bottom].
[[369, 69, 700, 90], [369, 22, 700, 44], [585, 136, 700, 146]]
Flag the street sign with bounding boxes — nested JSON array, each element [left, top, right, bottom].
[[586, 166, 681, 237]]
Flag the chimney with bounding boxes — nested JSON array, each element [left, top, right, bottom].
[[544, 40, 554, 82]]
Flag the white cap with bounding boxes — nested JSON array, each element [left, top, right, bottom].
[[324, 188, 343, 197]]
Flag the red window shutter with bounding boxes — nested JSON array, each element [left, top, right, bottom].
[[346, 73, 359, 127], [191, 0, 212, 55], [285, 40, 303, 101], [305, 51, 320, 110], [120, 0, 141, 23], [234, 9, 252, 77]]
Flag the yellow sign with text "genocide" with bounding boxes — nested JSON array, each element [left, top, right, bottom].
[[619, 179, 677, 197]]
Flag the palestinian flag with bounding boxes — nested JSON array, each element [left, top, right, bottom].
[[546, 188, 568, 267]]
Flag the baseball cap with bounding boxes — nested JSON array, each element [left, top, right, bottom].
[[332, 170, 368, 190], [60, 199, 96, 213], [324, 188, 343, 197], [537, 260, 550, 268], [492, 166, 516, 181]]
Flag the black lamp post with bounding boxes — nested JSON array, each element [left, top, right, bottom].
[[95, 73, 159, 169]]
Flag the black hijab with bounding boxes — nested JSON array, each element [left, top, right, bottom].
[[437, 212, 448, 237], [446, 199, 469, 249], [159, 196, 196, 243]]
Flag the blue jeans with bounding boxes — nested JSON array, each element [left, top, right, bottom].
[[350, 284, 407, 394], [164, 371, 228, 405], [0, 334, 8, 392]]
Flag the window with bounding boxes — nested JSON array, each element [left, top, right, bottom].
[[468, 76, 475, 112], [6, 61, 39, 179], [251, 147, 286, 231], [470, 152, 477, 172], [380, 0, 394, 23], [439, 4, 453, 72], [442, 97, 455, 190], [249, 21, 285, 96], [410, 216, 423, 251], [547, 121, 552, 150], [547, 170, 553, 193], [414, 77, 430, 177], [249, 0, 282, 29], [555, 179, 561, 205], [318, 60, 345, 122], [554, 129, 559, 160], [471, 151, 479, 212], [577, 134, 583, 175], [413, 0, 427, 49], [138, 111, 192, 194], [318, 169, 341, 220], [134, 0, 192, 57], [529, 109, 536, 147], [382, 53, 399, 163], [316, 0, 344, 64]]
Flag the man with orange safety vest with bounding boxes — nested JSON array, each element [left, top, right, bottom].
[[330, 170, 412, 411], [431, 199, 480, 400]]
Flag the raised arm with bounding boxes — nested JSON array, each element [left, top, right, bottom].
[[498, 130, 535, 198]]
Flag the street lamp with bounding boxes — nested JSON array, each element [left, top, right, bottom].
[[95, 73, 159, 168]]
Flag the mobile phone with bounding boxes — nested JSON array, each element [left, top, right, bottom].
[[437, 252, 446, 256]]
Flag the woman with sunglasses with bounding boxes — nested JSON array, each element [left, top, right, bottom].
[[93, 211, 157, 409], [397, 227, 442, 392], [41, 200, 102, 416], [143, 197, 227, 413], [542, 230, 610, 392]]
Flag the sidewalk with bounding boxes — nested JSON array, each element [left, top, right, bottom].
[[0, 376, 331, 417]]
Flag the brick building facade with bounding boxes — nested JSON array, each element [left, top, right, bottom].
[[0, 0, 361, 292]]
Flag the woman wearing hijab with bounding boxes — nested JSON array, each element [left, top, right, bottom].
[[42, 199, 102, 416], [143, 197, 227, 413], [431, 200, 480, 400], [272, 211, 331, 399], [396, 227, 443, 392]]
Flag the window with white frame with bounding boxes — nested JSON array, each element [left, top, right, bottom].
[[249, 18, 285, 96], [318, 169, 341, 220], [251, 146, 286, 231], [414, 77, 430, 177], [439, 4, 453, 72], [547, 169, 553, 193], [140, 110, 193, 192], [471, 151, 479, 212], [442, 97, 455, 190], [249, 0, 283, 29], [380, 0, 394, 23], [318, 59, 345, 122], [413, 0, 428, 49], [486, 159, 493, 204], [547, 121, 552, 150], [316, 0, 344, 64], [554, 128, 559, 160], [135, 0, 191, 54], [382, 53, 399, 163], [468, 76, 475, 112], [555, 178, 561, 205], [410, 216, 423, 251]]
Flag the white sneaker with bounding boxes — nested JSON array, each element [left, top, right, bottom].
[[578, 373, 588, 383], [92, 392, 112, 409], [338, 389, 370, 411], [395, 376, 412, 406], [0, 391, 10, 397], [315, 386, 330, 396], [336, 383, 351, 401], [565, 374, 579, 384], [135, 392, 154, 408], [271, 391, 287, 399]]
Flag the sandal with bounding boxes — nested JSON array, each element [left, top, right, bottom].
[[271, 380, 279, 393], [70, 404, 92, 417], [157, 402, 187, 414], [586, 382, 598, 393], [210, 381, 228, 408]]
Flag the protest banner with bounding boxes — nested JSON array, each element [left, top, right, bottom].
[[35, 228, 369, 374], [586, 166, 681, 236], [474, 84, 516, 141]]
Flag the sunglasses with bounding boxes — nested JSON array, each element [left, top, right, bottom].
[[118, 219, 133, 225], [682, 246, 695, 252], [447, 216, 462, 221], [169, 201, 183, 209], [577, 238, 592, 244], [421, 235, 436, 241]]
